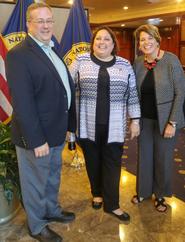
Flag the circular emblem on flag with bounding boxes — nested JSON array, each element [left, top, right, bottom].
[[64, 42, 90, 66], [3, 32, 26, 51]]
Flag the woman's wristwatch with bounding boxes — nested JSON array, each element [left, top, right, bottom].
[[168, 121, 177, 128]]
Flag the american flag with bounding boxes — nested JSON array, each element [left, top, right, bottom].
[[0, 35, 12, 123]]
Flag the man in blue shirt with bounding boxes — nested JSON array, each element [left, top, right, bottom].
[[5, 2, 76, 241]]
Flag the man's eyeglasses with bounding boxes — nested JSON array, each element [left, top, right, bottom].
[[30, 19, 54, 26]]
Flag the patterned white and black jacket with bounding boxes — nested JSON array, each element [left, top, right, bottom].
[[69, 53, 141, 143]]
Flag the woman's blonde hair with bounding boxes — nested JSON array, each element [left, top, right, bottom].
[[134, 24, 161, 44]]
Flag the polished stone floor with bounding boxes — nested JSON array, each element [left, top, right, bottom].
[[1, 145, 185, 242]]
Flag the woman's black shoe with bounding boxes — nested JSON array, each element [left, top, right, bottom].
[[92, 201, 102, 209], [108, 211, 130, 221]]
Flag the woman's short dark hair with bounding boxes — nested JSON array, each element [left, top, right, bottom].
[[90, 26, 119, 55], [134, 24, 161, 44]]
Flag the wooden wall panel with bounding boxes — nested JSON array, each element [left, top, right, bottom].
[[181, 19, 185, 41], [180, 17, 185, 68], [115, 29, 134, 62], [180, 46, 185, 67], [159, 26, 180, 57]]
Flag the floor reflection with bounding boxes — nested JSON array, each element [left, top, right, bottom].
[[0, 144, 185, 242]]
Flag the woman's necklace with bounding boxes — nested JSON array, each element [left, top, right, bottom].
[[144, 49, 160, 70]]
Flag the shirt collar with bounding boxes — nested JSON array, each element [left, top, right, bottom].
[[28, 33, 54, 49]]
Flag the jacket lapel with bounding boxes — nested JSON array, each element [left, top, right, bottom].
[[26, 36, 65, 87]]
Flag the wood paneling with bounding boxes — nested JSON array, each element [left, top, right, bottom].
[[115, 29, 134, 62], [160, 26, 180, 57], [180, 46, 185, 67], [180, 17, 185, 67]]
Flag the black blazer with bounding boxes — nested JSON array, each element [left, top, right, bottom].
[[5, 36, 76, 149]]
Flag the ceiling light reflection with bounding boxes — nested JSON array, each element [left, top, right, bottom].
[[68, 0, 73, 5], [123, 6, 128, 10], [119, 225, 125, 241], [171, 201, 177, 210], [121, 174, 128, 184]]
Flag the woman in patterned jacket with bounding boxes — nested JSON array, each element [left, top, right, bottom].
[[69, 26, 140, 221], [132, 24, 185, 212]]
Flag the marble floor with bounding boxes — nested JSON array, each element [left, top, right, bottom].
[[1, 144, 185, 242]]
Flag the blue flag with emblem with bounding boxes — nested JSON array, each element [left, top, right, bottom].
[[59, 0, 92, 66], [1, 0, 59, 51], [1, 0, 34, 51]]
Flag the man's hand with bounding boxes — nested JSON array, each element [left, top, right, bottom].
[[34, 142, 49, 157]]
